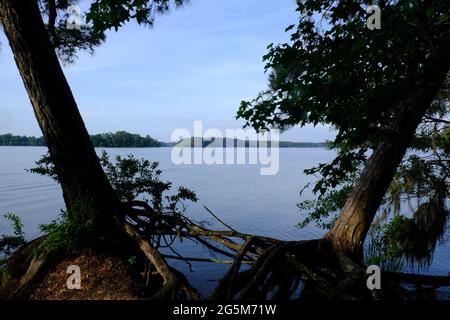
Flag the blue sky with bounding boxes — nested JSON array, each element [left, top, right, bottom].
[[0, 0, 334, 142]]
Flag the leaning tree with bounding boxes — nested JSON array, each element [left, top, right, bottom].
[[1, 0, 450, 300], [236, 0, 450, 296], [0, 0, 202, 299]]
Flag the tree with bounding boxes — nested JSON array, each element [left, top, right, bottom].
[[0, 0, 221, 301], [238, 0, 450, 261], [0, 0, 185, 227]]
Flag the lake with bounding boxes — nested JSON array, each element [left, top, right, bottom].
[[0, 146, 449, 296]]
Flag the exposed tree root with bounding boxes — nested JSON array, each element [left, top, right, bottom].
[[0, 237, 53, 299], [121, 221, 202, 300], [211, 236, 254, 300], [119, 201, 450, 300], [2, 201, 449, 301], [13, 252, 49, 298]]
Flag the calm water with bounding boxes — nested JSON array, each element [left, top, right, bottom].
[[0, 146, 449, 295]]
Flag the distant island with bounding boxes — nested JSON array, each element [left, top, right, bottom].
[[173, 137, 327, 148], [0, 132, 327, 148]]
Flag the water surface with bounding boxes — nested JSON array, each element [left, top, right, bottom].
[[0, 146, 448, 295]]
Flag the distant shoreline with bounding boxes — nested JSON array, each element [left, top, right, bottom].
[[0, 132, 328, 149]]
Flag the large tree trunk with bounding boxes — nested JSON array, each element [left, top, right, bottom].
[[0, 0, 121, 227], [326, 49, 450, 261]]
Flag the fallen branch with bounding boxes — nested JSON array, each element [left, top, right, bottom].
[[203, 206, 239, 233]]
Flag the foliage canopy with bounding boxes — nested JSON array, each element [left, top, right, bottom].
[[237, 0, 450, 267]]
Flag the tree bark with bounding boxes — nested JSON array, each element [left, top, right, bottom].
[[325, 47, 450, 261], [0, 0, 121, 227]]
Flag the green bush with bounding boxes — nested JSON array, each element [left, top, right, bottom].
[[1, 213, 26, 284], [365, 216, 408, 272], [0, 213, 26, 257], [30, 151, 198, 252], [37, 210, 92, 255]]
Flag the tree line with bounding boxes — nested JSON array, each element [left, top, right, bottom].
[[0, 133, 327, 148], [0, 131, 162, 148]]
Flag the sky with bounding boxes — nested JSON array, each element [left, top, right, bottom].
[[0, 0, 335, 143]]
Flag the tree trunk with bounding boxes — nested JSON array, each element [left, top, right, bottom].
[[0, 0, 121, 227], [325, 49, 450, 261]]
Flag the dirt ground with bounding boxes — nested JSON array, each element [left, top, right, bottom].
[[31, 249, 143, 300]]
